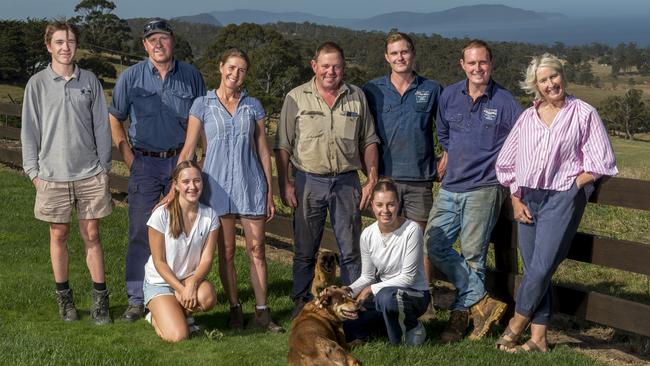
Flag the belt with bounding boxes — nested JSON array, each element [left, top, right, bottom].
[[133, 147, 182, 159], [301, 170, 354, 178]]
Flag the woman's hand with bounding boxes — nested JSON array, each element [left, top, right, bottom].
[[179, 279, 199, 311], [575, 172, 595, 189], [266, 194, 276, 222], [356, 286, 373, 303], [511, 195, 533, 224]]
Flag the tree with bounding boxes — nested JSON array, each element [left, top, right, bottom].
[[600, 89, 649, 140], [72, 0, 132, 54], [199, 23, 308, 115], [0, 20, 26, 82], [77, 55, 116, 84], [22, 18, 50, 77]]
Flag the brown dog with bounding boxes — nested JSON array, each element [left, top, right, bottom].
[[288, 286, 361, 366], [310, 249, 339, 299]]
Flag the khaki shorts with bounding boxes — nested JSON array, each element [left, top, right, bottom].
[[393, 180, 434, 223], [34, 171, 113, 223]]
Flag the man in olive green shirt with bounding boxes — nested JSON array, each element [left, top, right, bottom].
[[275, 42, 379, 317]]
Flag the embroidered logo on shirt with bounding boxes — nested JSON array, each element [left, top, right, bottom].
[[482, 108, 498, 121], [415, 90, 430, 104], [80, 87, 92, 97]]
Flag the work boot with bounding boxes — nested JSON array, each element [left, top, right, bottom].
[[440, 310, 468, 343], [248, 307, 285, 333], [55, 288, 79, 322], [90, 289, 112, 325], [469, 295, 508, 340], [419, 299, 437, 323], [122, 304, 144, 322], [228, 303, 244, 330]]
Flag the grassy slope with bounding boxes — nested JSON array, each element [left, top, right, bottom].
[[0, 166, 597, 365]]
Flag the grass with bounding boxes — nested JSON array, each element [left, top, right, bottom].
[[0, 166, 599, 365]]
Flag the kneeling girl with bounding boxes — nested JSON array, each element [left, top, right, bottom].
[[143, 160, 220, 342], [345, 179, 430, 346]]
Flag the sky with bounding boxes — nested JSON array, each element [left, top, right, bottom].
[[2, 0, 650, 20]]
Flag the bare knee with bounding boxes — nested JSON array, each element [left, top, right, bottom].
[[79, 222, 101, 245], [50, 224, 70, 244], [197, 282, 217, 311], [248, 242, 266, 263], [161, 327, 189, 342]]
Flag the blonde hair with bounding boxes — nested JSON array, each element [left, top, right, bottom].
[[168, 160, 201, 239], [520, 53, 566, 100]]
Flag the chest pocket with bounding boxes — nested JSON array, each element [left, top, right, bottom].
[[334, 111, 359, 141], [446, 112, 468, 133], [132, 90, 161, 120], [297, 110, 325, 139], [479, 108, 499, 149], [69, 88, 92, 109], [169, 89, 193, 119]]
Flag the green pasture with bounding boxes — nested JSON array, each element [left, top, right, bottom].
[[0, 166, 600, 365]]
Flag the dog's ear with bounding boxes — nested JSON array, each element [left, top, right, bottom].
[[315, 251, 321, 261]]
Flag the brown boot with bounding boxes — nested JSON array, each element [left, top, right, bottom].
[[228, 303, 244, 330], [248, 307, 285, 333], [440, 310, 468, 343], [469, 295, 508, 340]]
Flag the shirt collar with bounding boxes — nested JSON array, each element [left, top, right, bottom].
[[46, 64, 79, 80], [147, 58, 177, 75], [206, 88, 248, 99], [462, 78, 495, 99], [306, 76, 350, 98]]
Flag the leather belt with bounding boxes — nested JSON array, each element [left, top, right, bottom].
[[133, 147, 182, 159]]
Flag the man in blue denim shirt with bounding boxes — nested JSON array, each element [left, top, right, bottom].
[[109, 18, 206, 321], [363, 32, 442, 320], [425, 40, 523, 342]]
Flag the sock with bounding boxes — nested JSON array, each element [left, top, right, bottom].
[[56, 281, 70, 291], [255, 305, 267, 310], [93, 282, 107, 291]]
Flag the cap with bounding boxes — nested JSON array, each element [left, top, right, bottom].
[[143, 18, 173, 38]]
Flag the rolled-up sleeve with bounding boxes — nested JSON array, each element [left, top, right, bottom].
[[581, 109, 618, 178], [108, 71, 129, 121], [435, 97, 450, 151], [496, 116, 522, 195], [274, 93, 298, 153], [20, 80, 41, 180], [358, 93, 380, 150]]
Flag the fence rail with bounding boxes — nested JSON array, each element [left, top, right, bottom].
[[2, 102, 650, 337]]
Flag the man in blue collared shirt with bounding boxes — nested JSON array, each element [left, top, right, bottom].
[[425, 40, 523, 342], [363, 32, 442, 322], [109, 18, 206, 321]]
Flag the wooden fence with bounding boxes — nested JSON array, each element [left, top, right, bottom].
[[2, 101, 650, 338]]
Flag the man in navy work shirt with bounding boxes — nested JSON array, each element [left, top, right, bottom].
[[424, 39, 523, 342], [109, 18, 206, 321], [362, 32, 442, 319]]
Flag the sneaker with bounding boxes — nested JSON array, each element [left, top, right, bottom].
[[247, 307, 285, 333], [187, 316, 202, 336], [55, 288, 79, 322], [145, 312, 152, 324], [440, 310, 469, 343], [122, 304, 145, 322], [90, 289, 112, 325], [404, 321, 427, 346], [228, 303, 244, 330], [469, 295, 508, 340], [290, 298, 308, 320]]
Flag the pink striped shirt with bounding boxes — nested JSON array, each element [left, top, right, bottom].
[[496, 96, 618, 197]]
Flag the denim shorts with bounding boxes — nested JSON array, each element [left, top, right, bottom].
[[143, 279, 175, 306]]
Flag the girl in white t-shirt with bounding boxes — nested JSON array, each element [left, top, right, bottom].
[[345, 179, 430, 346], [143, 160, 220, 342]]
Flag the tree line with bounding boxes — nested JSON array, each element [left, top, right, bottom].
[[0, 0, 649, 138]]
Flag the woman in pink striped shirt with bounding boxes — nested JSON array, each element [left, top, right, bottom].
[[495, 53, 617, 352]]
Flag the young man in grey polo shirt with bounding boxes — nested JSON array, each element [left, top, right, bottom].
[[21, 20, 113, 324]]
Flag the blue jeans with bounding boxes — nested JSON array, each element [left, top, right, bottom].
[[125, 152, 178, 305], [344, 287, 430, 345], [424, 186, 505, 311], [292, 170, 362, 301], [515, 182, 588, 325]]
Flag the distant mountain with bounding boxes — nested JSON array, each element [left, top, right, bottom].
[[175, 5, 566, 31], [207, 9, 360, 27], [173, 13, 222, 26], [356, 4, 567, 30]]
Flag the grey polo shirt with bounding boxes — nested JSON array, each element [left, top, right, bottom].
[[21, 65, 112, 181]]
